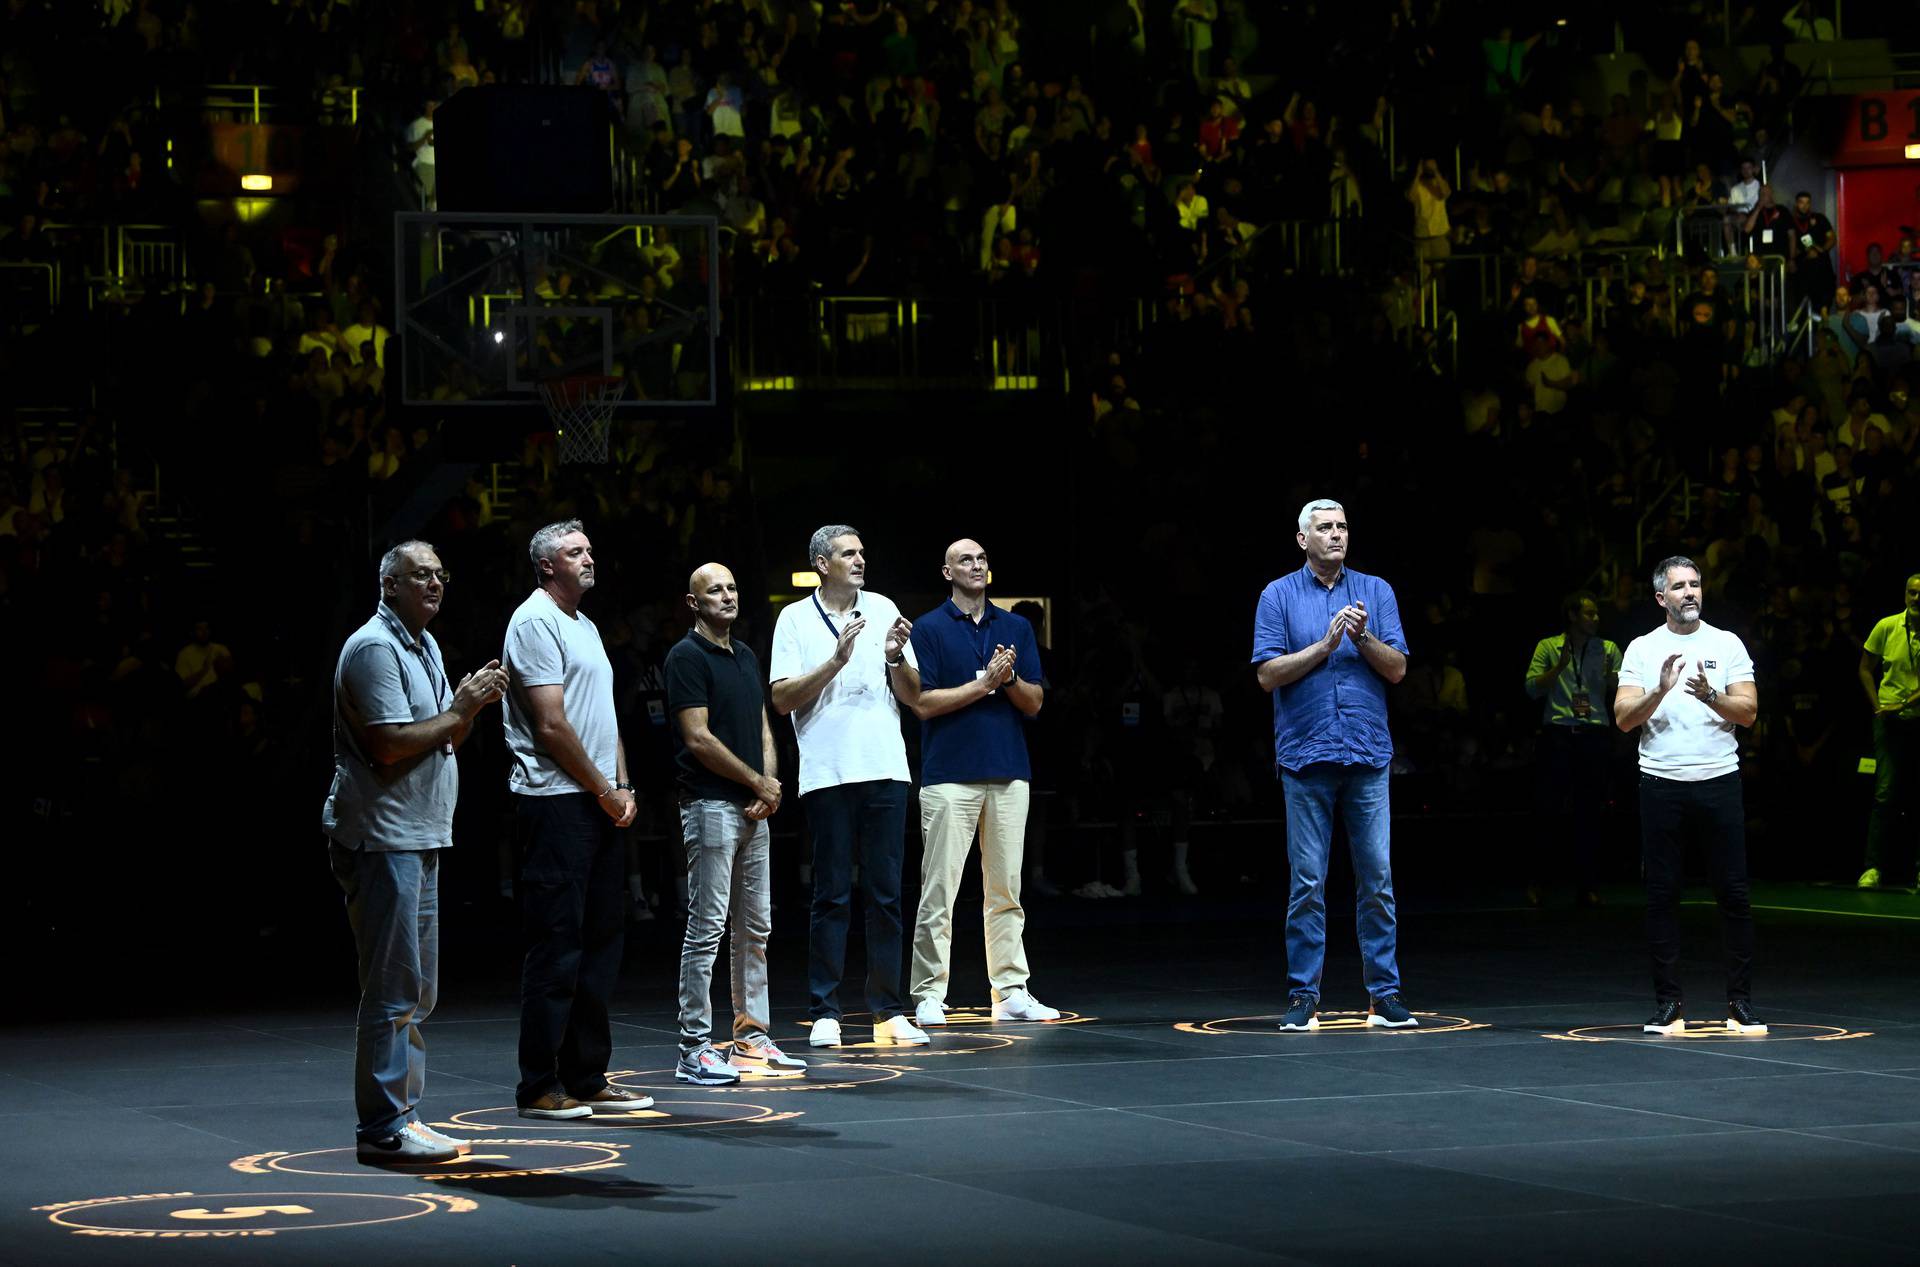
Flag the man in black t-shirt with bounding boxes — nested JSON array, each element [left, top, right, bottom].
[[664, 562, 804, 1085], [1789, 190, 1837, 313]]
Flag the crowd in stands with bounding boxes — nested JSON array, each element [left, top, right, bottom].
[[2, 1, 1915, 930]]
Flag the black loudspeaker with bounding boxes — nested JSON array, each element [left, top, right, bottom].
[[433, 85, 615, 213]]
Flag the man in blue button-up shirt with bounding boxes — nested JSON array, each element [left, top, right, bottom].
[[1251, 500, 1414, 1032]]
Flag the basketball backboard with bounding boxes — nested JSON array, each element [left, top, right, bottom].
[[393, 212, 722, 409]]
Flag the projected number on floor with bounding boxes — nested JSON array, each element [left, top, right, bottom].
[[34, 1191, 473, 1239], [231, 1139, 627, 1180], [1175, 1011, 1489, 1036]]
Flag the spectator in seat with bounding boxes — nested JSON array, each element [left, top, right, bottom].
[[1514, 295, 1563, 353], [175, 618, 232, 702], [1525, 332, 1578, 416]]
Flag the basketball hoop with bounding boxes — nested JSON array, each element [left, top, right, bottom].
[[540, 375, 626, 464]]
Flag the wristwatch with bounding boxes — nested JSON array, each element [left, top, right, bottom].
[[886, 655, 904, 668], [1352, 628, 1371, 644]]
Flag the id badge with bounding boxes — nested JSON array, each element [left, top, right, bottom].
[[1121, 701, 1141, 728], [1761, 228, 1773, 244], [1800, 234, 1814, 248], [647, 699, 666, 727]]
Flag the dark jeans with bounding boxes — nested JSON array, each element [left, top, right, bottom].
[[514, 792, 625, 1106], [805, 779, 908, 1021], [1640, 772, 1754, 1004], [1534, 725, 1611, 890], [1864, 716, 1919, 882]]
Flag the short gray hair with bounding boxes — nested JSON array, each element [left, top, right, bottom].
[[1651, 555, 1700, 595], [1297, 499, 1345, 535], [529, 519, 585, 580], [378, 539, 434, 595], [808, 523, 861, 575]]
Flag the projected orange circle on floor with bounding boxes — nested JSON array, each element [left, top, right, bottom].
[[1175, 1011, 1487, 1036], [610, 1063, 907, 1094], [1544, 1021, 1871, 1043], [231, 1139, 626, 1180], [443, 1100, 798, 1131], [37, 1191, 467, 1238]]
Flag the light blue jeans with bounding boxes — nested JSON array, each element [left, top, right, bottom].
[[330, 843, 440, 1141], [1279, 762, 1400, 1002], [677, 799, 772, 1054]]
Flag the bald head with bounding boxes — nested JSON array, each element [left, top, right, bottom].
[[943, 538, 989, 599], [687, 562, 740, 634]]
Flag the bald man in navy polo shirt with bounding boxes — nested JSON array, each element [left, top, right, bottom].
[[894, 538, 1063, 1028]]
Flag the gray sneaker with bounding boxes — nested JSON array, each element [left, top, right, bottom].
[[675, 1045, 742, 1086], [410, 1120, 471, 1154]]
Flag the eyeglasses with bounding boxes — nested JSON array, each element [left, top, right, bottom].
[[402, 568, 452, 585]]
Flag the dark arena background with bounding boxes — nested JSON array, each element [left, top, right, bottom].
[[4, 1, 1920, 1263]]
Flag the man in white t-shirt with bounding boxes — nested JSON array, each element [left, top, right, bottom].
[[770, 525, 930, 1050], [407, 99, 437, 210], [1614, 556, 1764, 1037], [1724, 158, 1760, 253], [501, 519, 650, 1121]]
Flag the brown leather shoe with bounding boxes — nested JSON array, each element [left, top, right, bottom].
[[516, 1092, 592, 1120], [571, 1085, 656, 1114]]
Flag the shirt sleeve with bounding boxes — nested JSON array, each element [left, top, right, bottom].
[[910, 619, 942, 688], [1524, 638, 1556, 698], [767, 605, 803, 683], [1250, 584, 1289, 664], [664, 645, 710, 714], [1724, 633, 1756, 686], [1371, 580, 1408, 655], [1605, 641, 1624, 676], [505, 613, 566, 688], [1617, 637, 1647, 689], [341, 643, 415, 726], [1864, 618, 1891, 657], [1013, 616, 1042, 685]]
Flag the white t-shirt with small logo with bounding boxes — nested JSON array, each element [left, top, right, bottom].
[[1618, 620, 1755, 781], [769, 589, 918, 797]]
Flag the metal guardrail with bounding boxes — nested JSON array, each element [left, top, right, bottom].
[[201, 83, 361, 125], [0, 261, 58, 312], [734, 295, 1057, 391]]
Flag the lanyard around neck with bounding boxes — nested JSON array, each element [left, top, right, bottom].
[[813, 591, 856, 637]]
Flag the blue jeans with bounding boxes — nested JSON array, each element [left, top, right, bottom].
[[330, 843, 440, 1141], [804, 780, 908, 1022], [1280, 762, 1400, 1001]]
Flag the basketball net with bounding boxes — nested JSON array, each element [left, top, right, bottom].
[[540, 375, 626, 464]]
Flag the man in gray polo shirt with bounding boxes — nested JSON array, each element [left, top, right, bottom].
[[324, 540, 507, 1164], [502, 520, 652, 1120]]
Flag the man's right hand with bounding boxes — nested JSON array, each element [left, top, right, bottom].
[[1323, 608, 1353, 652], [831, 615, 868, 666], [753, 774, 782, 812], [1656, 652, 1685, 695]]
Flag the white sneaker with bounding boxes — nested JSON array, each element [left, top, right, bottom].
[[730, 1037, 808, 1070], [914, 997, 948, 1027], [992, 986, 1062, 1021], [808, 1017, 842, 1048], [410, 1121, 471, 1154], [357, 1121, 458, 1164], [874, 1014, 929, 1045]]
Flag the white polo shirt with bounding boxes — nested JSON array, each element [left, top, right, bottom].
[[1618, 619, 1755, 781], [769, 589, 917, 797]]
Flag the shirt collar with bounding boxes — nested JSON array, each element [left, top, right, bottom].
[[1300, 562, 1345, 590], [945, 598, 997, 624], [377, 600, 425, 651], [689, 627, 736, 656]]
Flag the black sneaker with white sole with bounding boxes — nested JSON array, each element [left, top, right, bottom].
[[1278, 994, 1319, 1031], [1643, 1001, 1685, 1035], [1367, 994, 1418, 1028], [1726, 1000, 1768, 1034]]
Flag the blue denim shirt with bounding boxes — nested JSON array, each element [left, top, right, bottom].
[[1251, 565, 1407, 772]]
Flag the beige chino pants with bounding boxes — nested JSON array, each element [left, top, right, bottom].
[[910, 780, 1032, 1003]]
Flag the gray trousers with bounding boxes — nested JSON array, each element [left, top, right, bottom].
[[330, 842, 440, 1140], [676, 799, 771, 1054]]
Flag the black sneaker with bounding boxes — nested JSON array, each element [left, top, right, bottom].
[[1278, 994, 1319, 1031], [1726, 1000, 1768, 1035], [1643, 1001, 1685, 1035], [1367, 994, 1418, 1028]]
